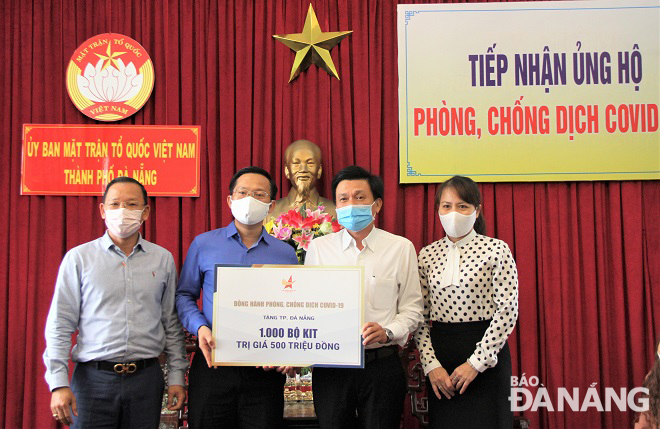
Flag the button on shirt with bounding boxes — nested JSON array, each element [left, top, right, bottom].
[[176, 222, 299, 337], [304, 228, 423, 348], [414, 230, 519, 374], [43, 233, 188, 391]]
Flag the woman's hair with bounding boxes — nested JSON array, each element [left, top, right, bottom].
[[434, 175, 486, 235], [641, 359, 660, 426]]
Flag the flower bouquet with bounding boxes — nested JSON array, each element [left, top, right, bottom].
[[265, 206, 342, 264]]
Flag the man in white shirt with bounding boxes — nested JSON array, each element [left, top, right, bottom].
[[305, 165, 424, 429]]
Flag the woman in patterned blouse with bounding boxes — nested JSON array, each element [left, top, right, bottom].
[[414, 175, 519, 429]]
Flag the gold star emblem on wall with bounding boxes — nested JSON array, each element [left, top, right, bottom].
[[273, 4, 352, 82]]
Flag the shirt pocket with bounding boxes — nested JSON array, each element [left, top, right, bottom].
[[370, 277, 398, 310], [134, 269, 168, 303]]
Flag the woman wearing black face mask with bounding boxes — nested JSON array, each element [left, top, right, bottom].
[[413, 175, 519, 429]]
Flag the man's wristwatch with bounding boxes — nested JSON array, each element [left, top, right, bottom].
[[384, 328, 394, 343]]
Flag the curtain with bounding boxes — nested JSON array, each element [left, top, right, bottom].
[[0, 1, 657, 428]]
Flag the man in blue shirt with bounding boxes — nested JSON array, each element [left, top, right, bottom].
[[176, 166, 298, 428], [44, 177, 188, 428]]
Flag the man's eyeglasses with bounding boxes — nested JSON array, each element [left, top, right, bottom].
[[104, 202, 144, 210], [232, 188, 270, 200]]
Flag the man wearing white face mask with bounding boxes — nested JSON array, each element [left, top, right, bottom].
[[176, 166, 298, 428], [304, 165, 424, 429], [44, 177, 188, 428]]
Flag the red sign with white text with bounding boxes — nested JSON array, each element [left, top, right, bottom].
[[21, 124, 200, 196]]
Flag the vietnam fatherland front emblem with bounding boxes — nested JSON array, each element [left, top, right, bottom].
[[66, 33, 154, 121]]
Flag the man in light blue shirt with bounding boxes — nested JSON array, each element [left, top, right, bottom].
[[176, 166, 298, 428], [44, 177, 188, 428]]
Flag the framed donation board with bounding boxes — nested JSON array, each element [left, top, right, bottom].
[[212, 265, 365, 368]]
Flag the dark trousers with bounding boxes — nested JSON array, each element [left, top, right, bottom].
[[187, 351, 286, 429], [70, 360, 164, 429], [312, 350, 406, 429]]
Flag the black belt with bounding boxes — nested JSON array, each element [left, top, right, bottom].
[[79, 358, 158, 374], [365, 345, 398, 364]]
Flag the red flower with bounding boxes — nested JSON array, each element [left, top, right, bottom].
[[277, 209, 304, 229], [293, 229, 314, 251], [300, 216, 319, 229]]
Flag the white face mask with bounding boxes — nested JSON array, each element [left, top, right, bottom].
[[439, 210, 477, 238], [231, 196, 271, 225], [104, 208, 144, 238]]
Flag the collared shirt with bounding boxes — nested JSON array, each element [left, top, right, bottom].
[[43, 233, 188, 391], [304, 228, 423, 348], [414, 232, 519, 375], [176, 221, 299, 337], [439, 230, 478, 288]]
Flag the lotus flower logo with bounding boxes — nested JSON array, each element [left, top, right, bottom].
[[78, 59, 143, 103], [66, 33, 154, 121]]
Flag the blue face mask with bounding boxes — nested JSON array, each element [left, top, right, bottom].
[[336, 203, 375, 232]]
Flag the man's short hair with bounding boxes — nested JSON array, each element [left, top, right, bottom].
[[103, 177, 148, 205], [331, 166, 384, 203], [229, 166, 278, 200]]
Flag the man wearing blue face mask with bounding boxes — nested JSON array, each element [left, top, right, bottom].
[[304, 165, 424, 429]]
